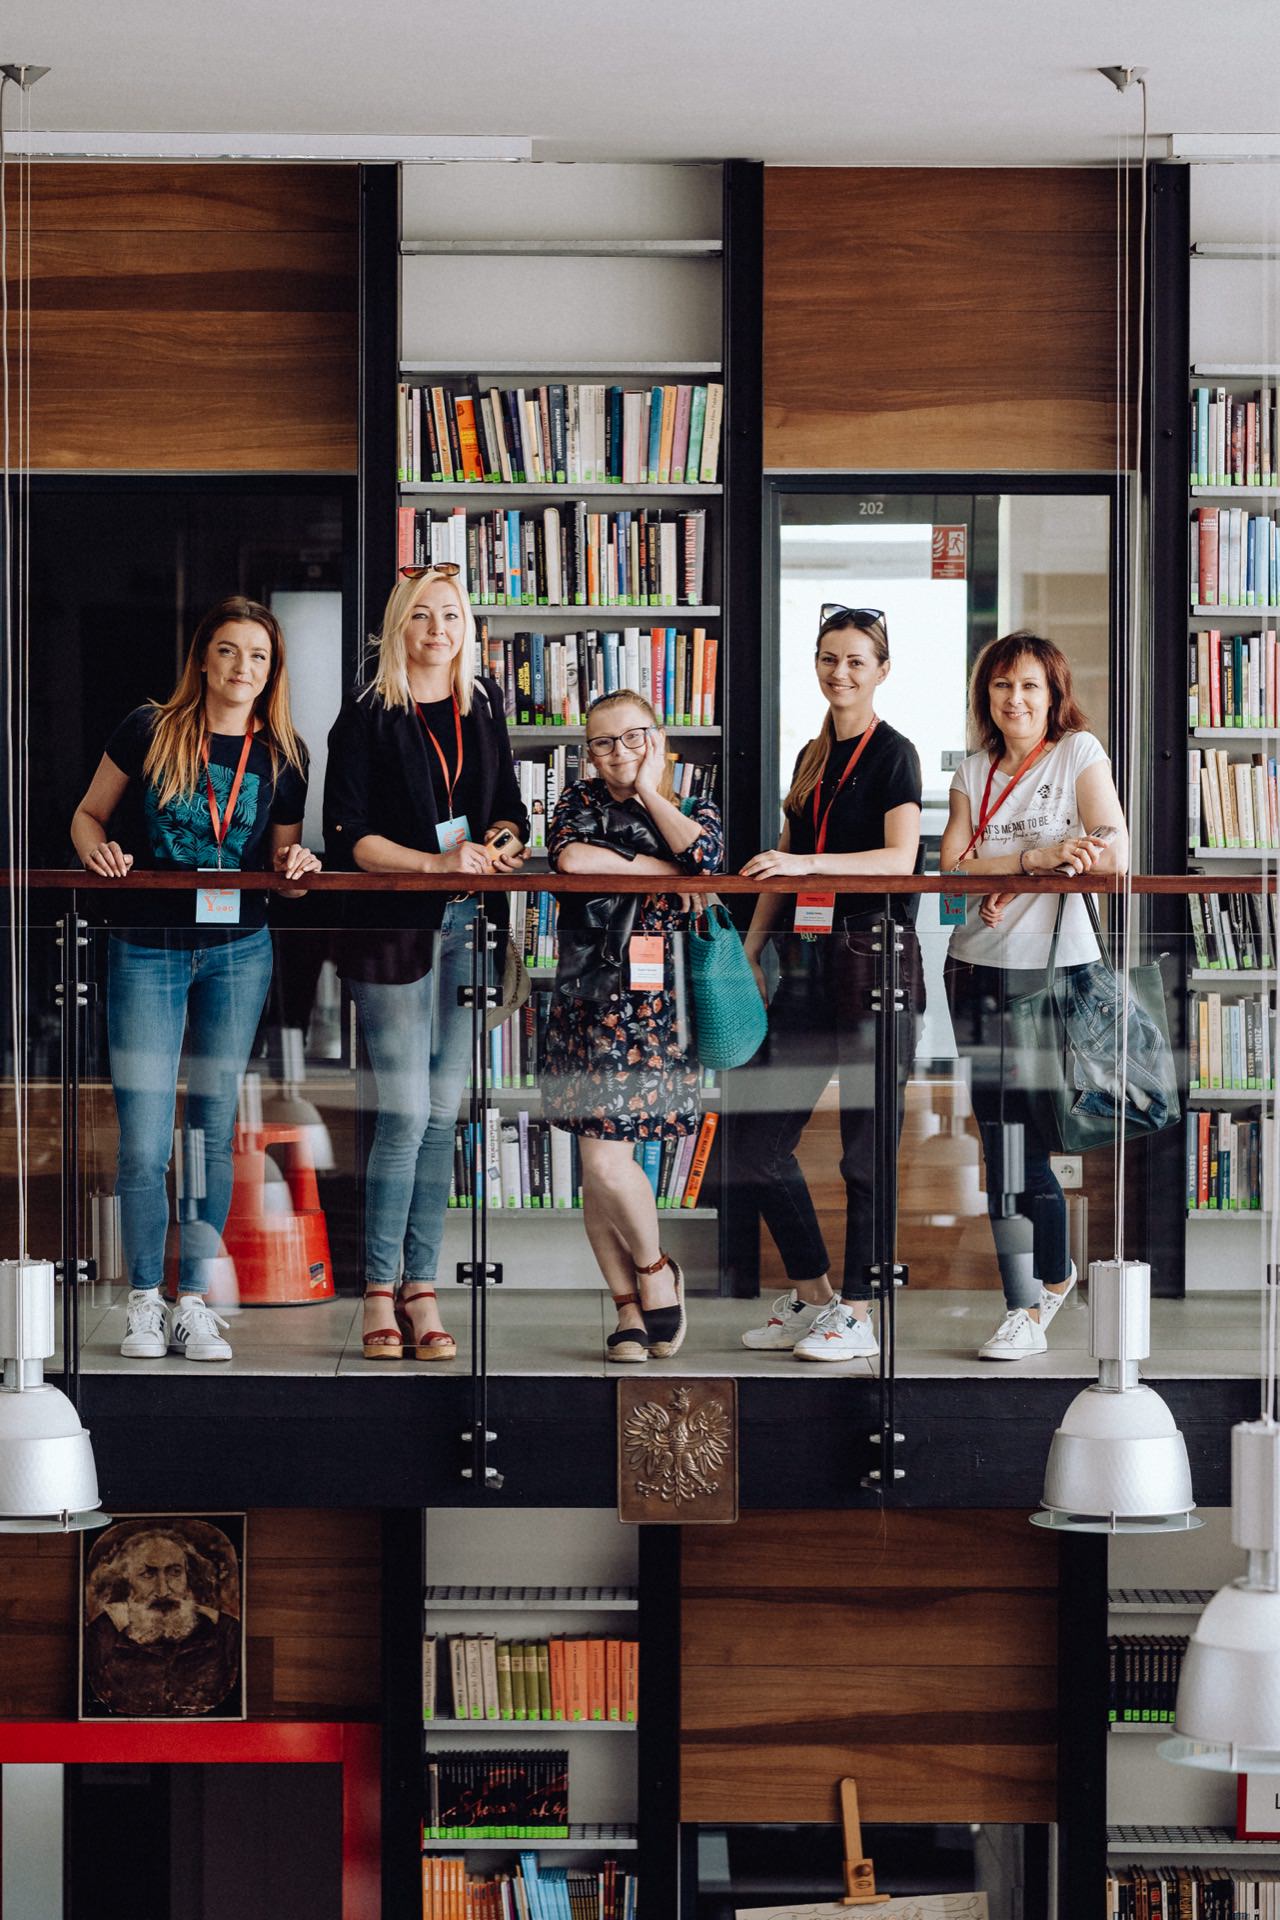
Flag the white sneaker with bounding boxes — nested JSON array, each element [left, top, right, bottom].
[[1038, 1262, 1078, 1331], [793, 1300, 879, 1362], [742, 1290, 825, 1351], [120, 1288, 169, 1359], [169, 1296, 233, 1362], [979, 1308, 1048, 1361]]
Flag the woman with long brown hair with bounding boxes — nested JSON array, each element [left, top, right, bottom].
[[736, 606, 924, 1363], [542, 690, 722, 1363], [71, 595, 319, 1363], [940, 629, 1127, 1360]]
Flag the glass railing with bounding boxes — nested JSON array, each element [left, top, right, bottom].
[[1, 870, 1268, 1451]]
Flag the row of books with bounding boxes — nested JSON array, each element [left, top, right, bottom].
[[478, 625, 718, 729], [1192, 507, 1280, 608], [1108, 1635, 1188, 1723], [1107, 1866, 1280, 1919], [1186, 1109, 1273, 1212], [1189, 382, 1280, 489], [516, 755, 717, 850], [422, 1853, 636, 1920], [424, 1635, 638, 1724], [424, 1751, 568, 1839], [1188, 628, 1280, 728], [1189, 890, 1278, 971], [397, 504, 709, 608], [448, 1113, 719, 1212], [1188, 748, 1280, 849], [1189, 991, 1275, 1091], [397, 376, 723, 488]]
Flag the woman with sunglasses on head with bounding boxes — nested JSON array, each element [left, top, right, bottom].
[[71, 596, 320, 1363], [542, 691, 723, 1363], [736, 606, 924, 1363], [323, 564, 528, 1361], [940, 630, 1126, 1361]]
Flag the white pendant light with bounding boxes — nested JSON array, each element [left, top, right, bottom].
[[1162, 1420, 1280, 1771], [1032, 1259, 1198, 1534], [0, 1260, 104, 1533], [0, 69, 105, 1534]]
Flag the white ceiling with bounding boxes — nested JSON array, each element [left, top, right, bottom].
[[5, 0, 1280, 168]]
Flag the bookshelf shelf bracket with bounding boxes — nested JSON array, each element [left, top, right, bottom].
[[839, 1777, 889, 1906]]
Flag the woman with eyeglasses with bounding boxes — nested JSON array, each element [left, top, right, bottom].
[[941, 630, 1126, 1361], [736, 606, 924, 1363], [70, 595, 320, 1364], [542, 690, 723, 1363], [323, 564, 529, 1361]]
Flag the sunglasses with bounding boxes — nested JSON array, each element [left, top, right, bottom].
[[400, 562, 461, 581], [819, 604, 886, 630]]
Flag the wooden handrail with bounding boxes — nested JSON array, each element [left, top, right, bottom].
[[8, 868, 1276, 897]]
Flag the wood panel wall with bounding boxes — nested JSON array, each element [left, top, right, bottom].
[[764, 169, 1129, 471], [0, 1508, 380, 1720], [682, 1510, 1058, 1823], [1, 164, 359, 471]]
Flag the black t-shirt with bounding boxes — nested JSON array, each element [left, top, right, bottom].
[[416, 697, 484, 844], [782, 719, 924, 929], [102, 705, 308, 938]]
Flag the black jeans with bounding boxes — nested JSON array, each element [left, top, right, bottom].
[[733, 922, 924, 1302], [943, 956, 1069, 1305]]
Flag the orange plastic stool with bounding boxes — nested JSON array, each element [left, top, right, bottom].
[[164, 1120, 334, 1307]]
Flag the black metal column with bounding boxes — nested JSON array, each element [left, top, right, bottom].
[[863, 904, 905, 1494]]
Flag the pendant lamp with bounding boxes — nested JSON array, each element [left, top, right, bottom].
[[0, 1260, 104, 1533], [1031, 1259, 1198, 1534], [1162, 1420, 1280, 1771]]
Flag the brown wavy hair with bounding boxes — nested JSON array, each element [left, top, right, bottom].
[[784, 609, 890, 816], [585, 691, 675, 800], [142, 596, 306, 810], [968, 630, 1088, 758]]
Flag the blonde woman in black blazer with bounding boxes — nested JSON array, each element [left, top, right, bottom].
[[324, 565, 528, 1361]]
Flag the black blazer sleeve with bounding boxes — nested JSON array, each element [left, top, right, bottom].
[[479, 677, 530, 842], [323, 690, 375, 868]]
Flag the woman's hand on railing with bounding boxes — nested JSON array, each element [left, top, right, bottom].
[[273, 844, 323, 898], [741, 848, 813, 880], [424, 843, 493, 877], [81, 841, 133, 879], [1027, 835, 1104, 876]]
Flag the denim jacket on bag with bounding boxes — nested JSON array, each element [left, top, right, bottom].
[[1061, 959, 1172, 1127]]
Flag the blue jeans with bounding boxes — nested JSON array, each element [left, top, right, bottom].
[[349, 901, 479, 1290], [107, 930, 274, 1295]]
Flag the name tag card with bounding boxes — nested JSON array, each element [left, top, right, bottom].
[[436, 814, 472, 854], [939, 891, 967, 926], [794, 893, 835, 935], [196, 872, 240, 926], [628, 935, 665, 990]]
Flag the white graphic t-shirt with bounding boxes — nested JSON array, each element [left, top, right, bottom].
[[947, 730, 1109, 970]]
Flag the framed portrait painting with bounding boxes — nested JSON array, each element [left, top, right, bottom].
[[79, 1513, 246, 1722]]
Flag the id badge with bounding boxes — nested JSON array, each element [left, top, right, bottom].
[[628, 935, 665, 990], [939, 888, 967, 926], [794, 892, 835, 935], [436, 814, 472, 854], [196, 870, 240, 926]]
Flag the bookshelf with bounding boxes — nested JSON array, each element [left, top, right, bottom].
[[1185, 341, 1280, 1282], [398, 161, 731, 1295], [420, 1509, 642, 1914]]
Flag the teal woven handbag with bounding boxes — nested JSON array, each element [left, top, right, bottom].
[[687, 903, 768, 1069]]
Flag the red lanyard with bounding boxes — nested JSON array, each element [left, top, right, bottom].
[[202, 732, 254, 860], [812, 717, 878, 855], [959, 737, 1049, 863], [417, 697, 464, 813]]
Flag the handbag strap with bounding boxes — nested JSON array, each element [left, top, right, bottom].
[[1046, 888, 1107, 982]]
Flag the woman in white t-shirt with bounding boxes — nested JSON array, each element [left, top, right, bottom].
[[940, 631, 1128, 1362]]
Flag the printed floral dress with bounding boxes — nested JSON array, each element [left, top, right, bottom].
[[542, 779, 723, 1140]]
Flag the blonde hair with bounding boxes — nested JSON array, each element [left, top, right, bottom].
[[143, 596, 305, 811], [366, 569, 478, 713], [585, 691, 675, 801], [784, 610, 889, 816]]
